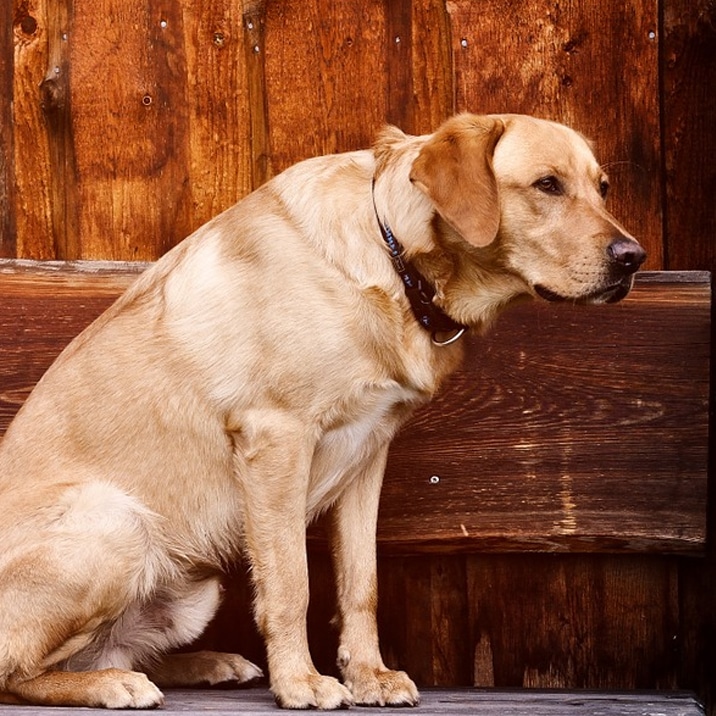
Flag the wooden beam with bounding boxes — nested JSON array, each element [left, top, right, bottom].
[[377, 272, 710, 554], [0, 262, 710, 554]]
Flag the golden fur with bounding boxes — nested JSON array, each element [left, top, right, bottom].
[[0, 114, 644, 709]]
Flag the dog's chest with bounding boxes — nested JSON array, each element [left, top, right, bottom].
[[305, 383, 420, 516]]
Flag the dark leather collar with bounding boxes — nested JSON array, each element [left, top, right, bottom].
[[372, 180, 467, 346]]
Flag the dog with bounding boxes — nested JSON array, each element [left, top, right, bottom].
[[0, 113, 645, 709]]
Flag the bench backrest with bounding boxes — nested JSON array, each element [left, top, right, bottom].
[[0, 260, 710, 555]]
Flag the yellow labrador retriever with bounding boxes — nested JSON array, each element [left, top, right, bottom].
[[0, 114, 645, 709]]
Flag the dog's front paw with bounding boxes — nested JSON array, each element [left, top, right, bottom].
[[345, 666, 419, 707], [272, 673, 354, 710]]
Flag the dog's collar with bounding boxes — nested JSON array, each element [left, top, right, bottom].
[[371, 180, 467, 346]]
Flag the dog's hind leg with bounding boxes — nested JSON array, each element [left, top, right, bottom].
[[146, 651, 263, 688], [0, 481, 173, 708], [137, 578, 263, 688], [6, 669, 164, 709]]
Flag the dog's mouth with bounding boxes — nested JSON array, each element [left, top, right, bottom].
[[534, 276, 634, 305]]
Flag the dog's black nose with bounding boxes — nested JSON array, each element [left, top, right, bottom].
[[607, 237, 647, 275]]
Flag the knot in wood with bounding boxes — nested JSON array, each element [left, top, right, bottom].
[[40, 77, 65, 115]]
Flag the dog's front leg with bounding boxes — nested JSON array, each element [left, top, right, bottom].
[[230, 412, 353, 710], [331, 444, 420, 706]]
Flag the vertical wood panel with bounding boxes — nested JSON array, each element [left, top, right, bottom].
[[662, 0, 716, 273], [385, 0, 415, 132], [467, 555, 680, 689], [241, 0, 272, 189], [410, 0, 454, 134], [41, 0, 80, 259], [70, 0, 192, 260], [1, 0, 16, 257], [447, 0, 663, 270], [662, 6, 716, 714], [263, 0, 387, 172], [12, 0, 55, 259], [375, 556, 472, 687], [180, 1, 253, 225]]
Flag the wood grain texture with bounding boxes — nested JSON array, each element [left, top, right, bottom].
[[662, 0, 716, 273], [180, 0, 254, 223], [410, 0, 455, 134], [378, 273, 710, 554], [0, 260, 145, 426], [466, 555, 680, 690], [0, 0, 16, 258], [11, 0, 55, 259], [69, 0, 192, 260], [263, 0, 387, 172], [241, 0, 271, 189], [0, 687, 704, 715], [41, 0, 80, 259], [0, 265, 708, 555], [446, 0, 663, 270]]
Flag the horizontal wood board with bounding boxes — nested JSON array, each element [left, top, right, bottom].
[[0, 263, 710, 554], [0, 688, 704, 716], [377, 272, 711, 553]]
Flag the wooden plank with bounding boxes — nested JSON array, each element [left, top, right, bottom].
[[385, 0, 415, 132], [0, 687, 703, 715], [11, 0, 56, 259], [466, 555, 680, 690], [0, 264, 709, 554], [377, 272, 710, 554], [0, 260, 146, 428], [41, 0, 81, 259], [446, 0, 663, 269], [263, 0, 387, 172], [410, 0, 454, 134], [662, 0, 716, 271], [69, 0, 192, 260], [0, 0, 15, 257], [376, 555, 472, 687], [179, 0, 255, 221], [241, 0, 272, 189]]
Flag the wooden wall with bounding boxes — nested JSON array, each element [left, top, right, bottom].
[[1, 0, 715, 710]]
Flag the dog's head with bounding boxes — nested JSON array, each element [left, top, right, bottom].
[[409, 113, 646, 305]]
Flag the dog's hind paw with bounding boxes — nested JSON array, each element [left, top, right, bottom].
[[146, 650, 264, 688], [8, 669, 164, 709]]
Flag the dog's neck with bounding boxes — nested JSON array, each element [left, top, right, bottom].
[[371, 180, 468, 346], [372, 153, 530, 336], [373, 171, 527, 342]]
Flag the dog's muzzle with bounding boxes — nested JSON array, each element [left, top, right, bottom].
[[535, 236, 646, 305]]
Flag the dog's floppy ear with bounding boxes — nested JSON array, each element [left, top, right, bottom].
[[409, 115, 505, 247]]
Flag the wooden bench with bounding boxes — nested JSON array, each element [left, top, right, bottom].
[[0, 260, 710, 715]]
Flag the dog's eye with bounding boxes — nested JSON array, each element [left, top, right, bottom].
[[534, 176, 563, 195], [599, 179, 610, 198]]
